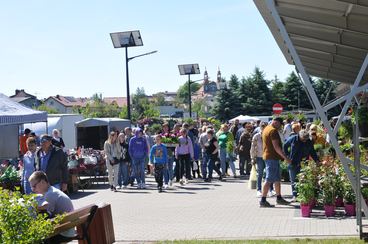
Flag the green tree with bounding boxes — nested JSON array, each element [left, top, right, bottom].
[[176, 81, 201, 104], [283, 71, 312, 110], [130, 87, 160, 121], [35, 104, 58, 114], [239, 67, 272, 115], [192, 98, 207, 118], [271, 75, 287, 105], [213, 86, 238, 122], [153, 93, 167, 106]]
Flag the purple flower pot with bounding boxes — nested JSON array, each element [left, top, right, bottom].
[[324, 204, 335, 217], [335, 197, 344, 207], [345, 204, 356, 216], [300, 204, 311, 217]]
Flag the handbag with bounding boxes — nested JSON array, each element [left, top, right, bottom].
[[248, 164, 257, 189]]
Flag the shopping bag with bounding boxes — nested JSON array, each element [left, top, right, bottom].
[[248, 164, 257, 189]]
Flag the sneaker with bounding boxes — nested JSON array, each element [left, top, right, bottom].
[[184, 178, 188, 184], [113, 186, 117, 192], [164, 184, 168, 189], [260, 200, 275, 208], [276, 197, 290, 205], [256, 191, 262, 198], [179, 179, 184, 185], [268, 190, 276, 197], [141, 183, 146, 189], [169, 180, 173, 187], [110, 185, 114, 191], [158, 187, 163, 193]]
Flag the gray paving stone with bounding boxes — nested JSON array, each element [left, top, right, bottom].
[[71, 174, 358, 243]]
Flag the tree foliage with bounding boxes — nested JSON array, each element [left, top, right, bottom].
[[176, 81, 201, 104]]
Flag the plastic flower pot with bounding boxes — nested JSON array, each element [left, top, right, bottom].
[[344, 204, 356, 216], [300, 203, 311, 217], [335, 197, 344, 207], [324, 204, 335, 217], [309, 198, 317, 209]]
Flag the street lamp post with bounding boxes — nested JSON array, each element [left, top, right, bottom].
[[178, 64, 200, 118], [110, 30, 157, 121]]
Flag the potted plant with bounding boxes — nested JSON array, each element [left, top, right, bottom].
[[296, 173, 315, 217], [318, 165, 336, 217], [361, 186, 368, 206], [344, 181, 356, 216], [334, 167, 345, 207], [0, 188, 62, 243], [0, 165, 20, 191]]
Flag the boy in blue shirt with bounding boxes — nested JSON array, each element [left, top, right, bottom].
[[150, 135, 168, 192]]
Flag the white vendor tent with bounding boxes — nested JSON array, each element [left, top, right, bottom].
[[0, 93, 47, 159], [229, 115, 260, 123], [24, 114, 84, 150]]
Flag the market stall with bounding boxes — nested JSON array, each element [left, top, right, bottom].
[[75, 118, 130, 150], [0, 93, 47, 159]]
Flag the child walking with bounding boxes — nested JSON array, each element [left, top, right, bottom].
[[150, 135, 168, 192]]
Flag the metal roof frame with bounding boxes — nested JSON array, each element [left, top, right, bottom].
[[254, 0, 368, 237]]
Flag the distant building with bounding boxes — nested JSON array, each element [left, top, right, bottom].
[[103, 97, 127, 107], [153, 91, 178, 106], [156, 106, 184, 118], [9, 89, 41, 108], [44, 95, 89, 114], [192, 67, 225, 114]]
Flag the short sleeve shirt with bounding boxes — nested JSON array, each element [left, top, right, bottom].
[[262, 125, 283, 160]]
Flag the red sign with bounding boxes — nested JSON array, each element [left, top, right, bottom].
[[272, 103, 283, 114]]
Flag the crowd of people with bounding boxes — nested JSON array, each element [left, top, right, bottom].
[[102, 117, 323, 207]]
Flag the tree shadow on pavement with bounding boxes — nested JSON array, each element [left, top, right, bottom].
[[70, 191, 98, 200]]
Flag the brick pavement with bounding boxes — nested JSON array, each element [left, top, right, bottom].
[[71, 175, 358, 243]]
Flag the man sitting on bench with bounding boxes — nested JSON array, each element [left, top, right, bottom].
[[29, 171, 76, 243]]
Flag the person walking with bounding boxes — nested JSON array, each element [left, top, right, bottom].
[[104, 131, 121, 191], [260, 117, 291, 207], [175, 128, 194, 184], [129, 128, 149, 189], [251, 122, 275, 197], [117, 132, 130, 189], [217, 124, 236, 178], [150, 135, 168, 192], [204, 129, 223, 182], [237, 129, 252, 176]]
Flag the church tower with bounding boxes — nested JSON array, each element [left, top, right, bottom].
[[204, 67, 209, 84], [217, 66, 226, 89]]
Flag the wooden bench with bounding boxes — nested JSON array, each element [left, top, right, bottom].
[[46, 204, 98, 244]]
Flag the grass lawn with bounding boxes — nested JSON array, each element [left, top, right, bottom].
[[157, 239, 364, 244]]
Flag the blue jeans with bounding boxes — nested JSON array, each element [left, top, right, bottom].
[[164, 156, 174, 184], [219, 148, 226, 175], [207, 153, 222, 179], [288, 164, 301, 197], [132, 158, 145, 184], [201, 152, 208, 179], [256, 157, 274, 191], [118, 161, 129, 186]]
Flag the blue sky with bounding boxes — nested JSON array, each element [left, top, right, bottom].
[[0, 0, 294, 99]]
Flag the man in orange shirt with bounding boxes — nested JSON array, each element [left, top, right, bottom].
[[260, 117, 291, 208], [19, 128, 31, 156]]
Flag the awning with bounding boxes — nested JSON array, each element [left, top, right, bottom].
[[254, 0, 368, 85], [0, 93, 47, 125]]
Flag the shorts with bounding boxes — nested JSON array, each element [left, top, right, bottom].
[[264, 159, 281, 183]]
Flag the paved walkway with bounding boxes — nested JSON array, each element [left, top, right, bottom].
[[71, 174, 358, 243]]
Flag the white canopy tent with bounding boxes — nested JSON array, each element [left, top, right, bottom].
[[0, 93, 47, 159], [229, 115, 260, 123]]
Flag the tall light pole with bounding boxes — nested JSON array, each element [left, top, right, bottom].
[[178, 64, 200, 118], [110, 30, 157, 121]]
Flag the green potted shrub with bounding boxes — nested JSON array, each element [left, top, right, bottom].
[[0, 188, 62, 243], [296, 172, 315, 217], [344, 181, 356, 216], [318, 165, 336, 217]]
